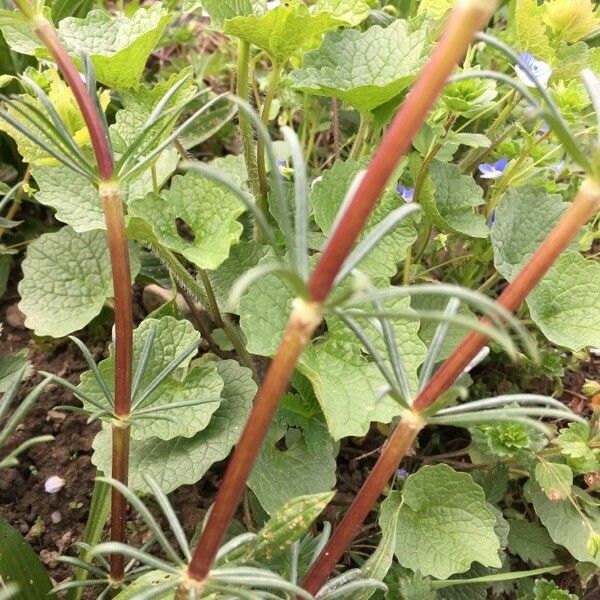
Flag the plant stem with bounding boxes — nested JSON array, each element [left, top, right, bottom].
[[331, 99, 341, 161], [32, 18, 113, 180], [151, 243, 257, 379], [302, 412, 426, 595], [99, 182, 134, 583], [309, 0, 497, 303], [237, 40, 261, 208], [182, 1, 497, 592], [257, 59, 283, 213], [0, 167, 30, 240], [301, 178, 600, 595], [21, 6, 133, 586], [185, 300, 322, 582], [349, 115, 369, 160]]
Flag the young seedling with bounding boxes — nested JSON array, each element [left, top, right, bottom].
[[181, 0, 500, 593]]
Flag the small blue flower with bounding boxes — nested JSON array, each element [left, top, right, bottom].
[[487, 210, 496, 229], [396, 468, 410, 479], [396, 184, 415, 203], [478, 158, 508, 179], [515, 53, 552, 89], [276, 159, 287, 168], [553, 159, 565, 175]]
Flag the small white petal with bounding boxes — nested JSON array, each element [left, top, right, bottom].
[[515, 59, 552, 89], [311, 175, 323, 188], [44, 475, 65, 494], [590, 348, 600, 357], [50, 511, 62, 524]]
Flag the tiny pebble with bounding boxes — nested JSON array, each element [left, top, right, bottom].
[[44, 475, 65, 494], [50, 511, 62, 524]]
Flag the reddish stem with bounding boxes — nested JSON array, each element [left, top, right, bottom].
[[183, 0, 497, 589], [186, 301, 322, 581], [301, 180, 600, 594], [308, 0, 495, 303], [33, 19, 114, 180]]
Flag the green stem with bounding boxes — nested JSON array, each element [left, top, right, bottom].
[[458, 90, 518, 173], [0, 167, 30, 240], [349, 114, 369, 160], [237, 40, 261, 210], [257, 58, 283, 212], [476, 271, 501, 293], [151, 243, 257, 379], [431, 565, 563, 589]]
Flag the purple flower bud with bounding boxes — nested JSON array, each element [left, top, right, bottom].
[[44, 475, 65, 494], [487, 210, 496, 229], [396, 468, 410, 479]]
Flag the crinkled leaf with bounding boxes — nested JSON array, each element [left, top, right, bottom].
[[513, 0, 554, 61], [208, 241, 266, 314], [422, 160, 488, 238], [543, 0, 600, 43], [3, 6, 169, 90], [387, 569, 435, 600], [556, 422, 600, 474], [128, 168, 245, 270], [92, 359, 255, 494], [32, 166, 105, 232], [200, 0, 266, 27], [470, 421, 546, 461], [527, 578, 579, 600], [506, 519, 557, 566], [290, 19, 430, 114], [248, 419, 337, 514], [313, 0, 370, 26], [18, 227, 140, 337], [526, 252, 600, 351], [534, 461, 573, 501], [472, 464, 509, 505], [223, 0, 343, 62], [394, 464, 502, 579], [311, 159, 418, 279], [243, 491, 334, 562], [524, 480, 600, 565], [492, 186, 569, 280], [79, 317, 223, 440], [73, 6, 169, 90]]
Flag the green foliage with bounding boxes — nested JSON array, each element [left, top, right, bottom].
[[520, 578, 579, 600], [421, 160, 488, 239], [534, 461, 573, 500], [18, 227, 140, 337], [223, 0, 344, 63], [470, 420, 546, 461], [248, 419, 337, 514], [507, 519, 558, 567], [0, 517, 55, 600], [386, 465, 502, 579], [92, 359, 256, 494], [2, 5, 170, 90], [242, 491, 334, 562], [555, 422, 600, 474], [527, 252, 600, 351], [129, 167, 245, 270], [80, 317, 224, 439], [290, 19, 430, 114], [525, 480, 600, 566]]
